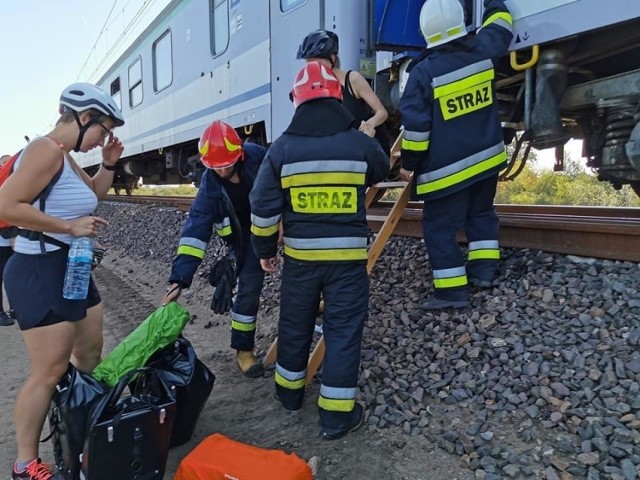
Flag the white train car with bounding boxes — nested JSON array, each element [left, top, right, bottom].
[[81, 0, 640, 196], [77, 0, 373, 191]]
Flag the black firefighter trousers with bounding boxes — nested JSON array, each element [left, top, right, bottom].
[[275, 259, 368, 431]]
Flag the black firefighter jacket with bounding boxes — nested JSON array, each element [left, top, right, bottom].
[[169, 142, 267, 287], [250, 109, 389, 264], [399, 0, 514, 200]]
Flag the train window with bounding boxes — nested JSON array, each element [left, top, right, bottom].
[[209, 0, 229, 57], [128, 57, 143, 108], [110, 78, 122, 111], [153, 30, 173, 92], [281, 0, 306, 12]]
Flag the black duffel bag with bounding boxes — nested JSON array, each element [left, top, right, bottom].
[[145, 336, 215, 447], [81, 368, 176, 480], [49, 365, 110, 480]]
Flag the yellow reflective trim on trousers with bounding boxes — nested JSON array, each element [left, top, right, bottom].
[[440, 80, 493, 120], [291, 186, 357, 214], [283, 246, 368, 262], [417, 150, 507, 195], [281, 172, 365, 188], [483, 11, 513, 28], [468, 249, 500, 260], [318, 396, 356, 412], [251, 223, 279, 237], [434, 275, 468, 289], [232, 320, 256, 332], [275, 371, 305, 390], [177, 245, 205, 259], [216, 225, 232, 237], [433, 69, 494, 99], [402, 138, 430, 152]]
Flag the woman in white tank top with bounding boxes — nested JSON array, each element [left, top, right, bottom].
[[0, 83, 125, 480]]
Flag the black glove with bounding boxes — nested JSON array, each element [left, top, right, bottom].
[[209, 257, 236, 314]]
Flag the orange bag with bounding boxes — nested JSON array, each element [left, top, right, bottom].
[[175, 433, 313, 480]]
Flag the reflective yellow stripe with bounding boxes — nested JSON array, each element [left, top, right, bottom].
[[290, 186, 357, 214], [417, 150, 507, 195], [447, 26, 463, 36], [284, 246, 368, 262], [402, 138, 430, 152], [281, 172, 366, 188], [468, 249, 500, 260], [275, 371, 305, 390], [216, 225, 232, 237], [427, 33, 442, 44], [483, 11, 513, 28], [177, 245, 205, 259], [232, 320, 256, 332], [318, 396, 355, 412], [251, 223, 279, 237], [433, 69, 494, 99], [439, 80, 493, 120], [434, 275, 468, 289]]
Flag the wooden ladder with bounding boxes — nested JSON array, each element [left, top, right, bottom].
[[263, 133, 411, 384]]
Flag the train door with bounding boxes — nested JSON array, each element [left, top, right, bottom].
[[269, 0, 322, 140]]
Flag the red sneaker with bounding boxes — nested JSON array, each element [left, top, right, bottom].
[[12, 459, 63, 480]]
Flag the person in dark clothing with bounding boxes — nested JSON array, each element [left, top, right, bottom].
[[162, 120, 268, 378], [0, 154, 14, 326], [398, 0, 513, 309], [297, 30, 389, 149], [250, 61, 389, 440]]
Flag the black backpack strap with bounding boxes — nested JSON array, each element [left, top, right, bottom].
[[19, 159, 66, 253]]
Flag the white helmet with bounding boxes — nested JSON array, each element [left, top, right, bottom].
[[60, 82, 125, 126], [419, 0, 467, 49]]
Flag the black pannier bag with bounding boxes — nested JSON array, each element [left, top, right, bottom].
[[49, 365, 109, 480], [145, 336, 215, 447], [80, 368, 176, 480]]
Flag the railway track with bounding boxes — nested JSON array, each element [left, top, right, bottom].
[[105, 195, 640, 262]]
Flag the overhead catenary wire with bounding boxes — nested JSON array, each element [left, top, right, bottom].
[[39, 0, 159, 134], [76, 0, 159, 83], [75, 0, 120, 81]]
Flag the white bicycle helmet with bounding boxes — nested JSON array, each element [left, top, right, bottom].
[[60, 82, 125, 126]]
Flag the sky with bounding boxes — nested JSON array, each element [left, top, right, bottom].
[[0, 0, 170, 155]]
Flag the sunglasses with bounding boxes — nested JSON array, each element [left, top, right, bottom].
[[95, 121, 113, 140]]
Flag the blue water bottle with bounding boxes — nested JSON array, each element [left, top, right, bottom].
[[63, 237, 95, 300]]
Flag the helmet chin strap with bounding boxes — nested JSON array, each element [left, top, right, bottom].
[[70, 110, 98, 152]]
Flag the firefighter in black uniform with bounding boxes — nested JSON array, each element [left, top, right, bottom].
[[162, 120, 268, 377], [398, 0, 513, 309], [250, 62, 389, 440]]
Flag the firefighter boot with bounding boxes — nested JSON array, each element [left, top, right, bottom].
[[237, 350, 265, 378]]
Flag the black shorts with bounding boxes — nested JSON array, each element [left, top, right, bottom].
[[3, 249, 101, 331]]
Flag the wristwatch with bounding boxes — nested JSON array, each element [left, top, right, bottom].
[[102, 162, 116, 171]]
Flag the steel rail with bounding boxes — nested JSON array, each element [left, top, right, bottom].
[[105, 195, 640, 262]]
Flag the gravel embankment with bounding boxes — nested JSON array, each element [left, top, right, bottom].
[[97, 201, 640, 480]]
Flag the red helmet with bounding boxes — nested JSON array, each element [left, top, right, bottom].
[[198, 120, 243, 169], [291, 61, 342, 108]]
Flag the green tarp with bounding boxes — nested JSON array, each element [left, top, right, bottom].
[[92, 302, 190, 387]]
